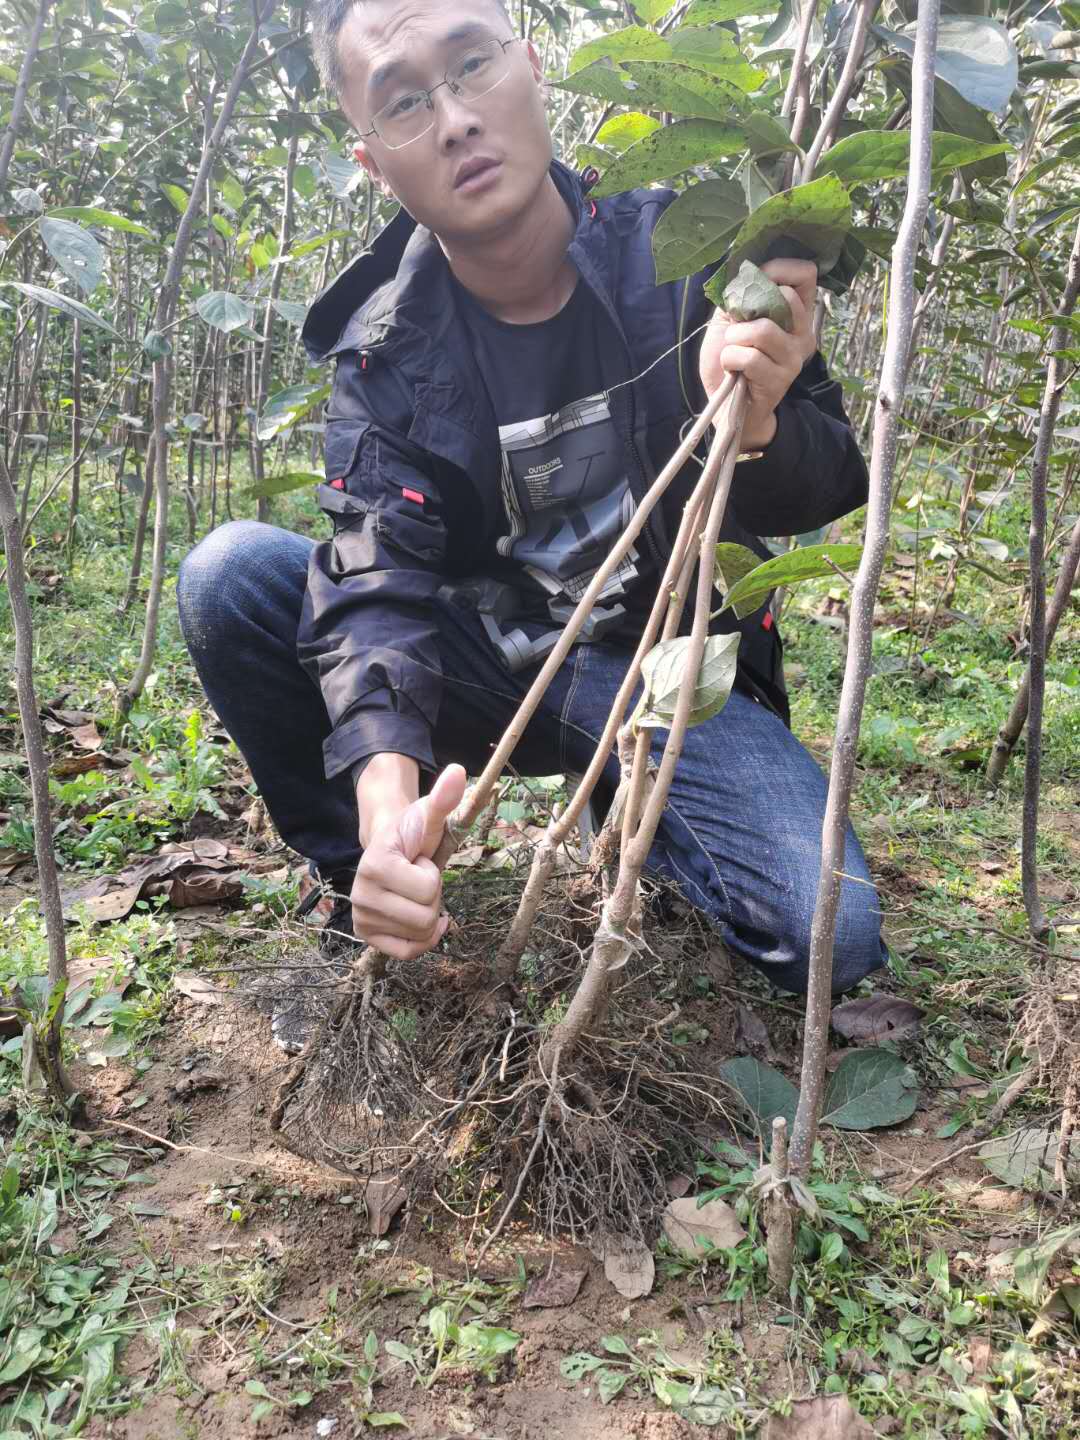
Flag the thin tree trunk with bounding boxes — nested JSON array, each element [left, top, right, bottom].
[[1020, 214, 1080, 938], [123, 0, 274, 711], [0, 0, 55, 191], [0, 453, 74, 1108], [986, 512, 1080, 788], [788, 0, 942, 1179], [67, 318, 82, 556]]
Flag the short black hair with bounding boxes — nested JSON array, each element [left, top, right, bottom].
[[311, 0, 512, 100]]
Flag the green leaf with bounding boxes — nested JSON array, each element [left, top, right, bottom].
[[685, 0, 777, 18], [718, 542, 861, 619], [707, 174, 852, 289], [366, 1417, 408, 1430], [979, 1126, 1080, 1194], [257, 383, 331, 441], [875, 16, 1018, 115], [718, 1055, 798, 1138], [12, 187, 44, 214], [596, 111, 662, 153], [926, 1248, 951, 1297], [555, 60, 639, 106], [47, 206, 153, 236], [40, 218, 104, 296], [458, 1324, 521, 1357], [195, 290, 254, 333], [635, 632, 740, 731], [1013, 1226, 1080, 1305], [271, 299, 308, 326], [819, 1232, 846, 1265], [590, 119, 750, 199], [143, 330, 172, 359], [161, 183, 189, 214], [821, 1049, 918, 1131], [722, 260, 793, 331], [669, 27, 766, 88], [630, 0, 673, 20], [245, 1380, 272, 1398], [651, 178, 747, 283], [597, 1368, 629, 1403], [620, 61, 752, 120], [2, 282, 122, 339], [570, 25, 672, 72], [818, 130, 1010, 185], [713, 542, 762, 603], [601, 1335, 632, 1355], [561, 1351, 607, 1381], [294, 164, 317, 200]]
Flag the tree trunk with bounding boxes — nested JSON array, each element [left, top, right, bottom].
[[123, 0, 275, 711], [788, 0, 942, 1179], [1020, 213, 1080, 938], [0, 453, 74, 1109]]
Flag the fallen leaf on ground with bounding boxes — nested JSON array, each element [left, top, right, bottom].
[[171, 1068, 227, 1098], [734, 1004, 774, 1059], [604, 1238, 654, 1299], [62, 843, 254, 922], [967, 1338, 993, 1375], [830, 993, 923, 1045], [763, 1395, 874, 1438], [363, 1172, 407, 1236], [52, 753, 113, 778], [0, 848, 31, 878], [173, 973, 228, 1005], [523, 1267, 586, 1309], [70, 721, 103, 750], [662, 1196, 746, 1257], [65, 955, 131, 1021], [666, 1173, 693, 1199]]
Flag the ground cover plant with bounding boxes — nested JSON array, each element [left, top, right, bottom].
[[2, 0, 1080, 1434]]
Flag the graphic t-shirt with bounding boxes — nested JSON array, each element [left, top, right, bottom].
[[456, 277, 645, 623]]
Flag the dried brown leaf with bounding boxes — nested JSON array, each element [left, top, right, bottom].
[[763, 1395, 874, 1439], [830, 993, 923, 1045], [522, 1267, 586, 1309], [363, 1172, 407, 1236], [70, 721, 103, 751], [604, 1238, 655, 1299], [662, 1196, 746, 1256], [734, 1004, 773, 1058], [173, 972, 228, 1006]]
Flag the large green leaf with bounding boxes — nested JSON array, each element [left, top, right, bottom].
[[47, 206, 153, 237], [713, 543, 761, 602], [257, 382, 331, 441], [821, 1050, 918, 1130], [719, 1056, 798, 1139], [635, 632, 740, 732], [195, 290, 253, 333], [651, 178, 747, 283], [271, 299, 308, 326], [705, 175, 852, 289], [2, 282, 121, 339], [818, 130, 1010, 185], [595, 112, 661, 153], [39, 218, 104, 296], [245, 470, 323, 499], [874, 16, 1018, 115], [620, 61, 752, 120], [632, 0, 674, 20], [716, 542, 862, 619], [570, 26, 670, 73], [590, 120, 750, 199], [555, 60, 638, 107], [684, 0, 777, 18], [979, 1126, 1080, 1194]]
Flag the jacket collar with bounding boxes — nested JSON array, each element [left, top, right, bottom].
[[301, 158, 592, 364]]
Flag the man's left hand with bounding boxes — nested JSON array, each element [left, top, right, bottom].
[[699, 258, 819, 450]]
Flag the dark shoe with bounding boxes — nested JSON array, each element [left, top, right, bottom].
[[271, 881, 359, 1055]]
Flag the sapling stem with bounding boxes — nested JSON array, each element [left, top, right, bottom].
[[540, 381, 751, 1072], [0, 453, 75, 1110], [787, 0, 942, 1177]]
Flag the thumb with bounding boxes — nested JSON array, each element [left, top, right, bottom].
[[397, 763, 468, 863]]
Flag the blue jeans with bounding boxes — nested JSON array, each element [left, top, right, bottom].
[[177, 521, 887, 995]]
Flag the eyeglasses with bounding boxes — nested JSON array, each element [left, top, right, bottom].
[[360, 37, 521, 151]]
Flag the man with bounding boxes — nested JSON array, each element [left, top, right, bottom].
[[178, 0, 887, 1040]]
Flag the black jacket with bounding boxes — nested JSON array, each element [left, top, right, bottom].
[[299, 160, 868, 783]]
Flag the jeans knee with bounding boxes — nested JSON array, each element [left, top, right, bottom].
[[177, 521, 272, 649]]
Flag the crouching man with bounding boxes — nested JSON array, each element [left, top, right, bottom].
[[178, 0, 887, 1045]]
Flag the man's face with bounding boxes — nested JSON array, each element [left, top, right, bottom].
[[339, 0, 553, 243]]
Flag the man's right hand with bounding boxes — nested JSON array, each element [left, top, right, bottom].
[[351, 760, 468, 961]]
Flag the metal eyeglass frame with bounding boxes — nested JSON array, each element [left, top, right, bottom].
[[358, 37, 522, 150]]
